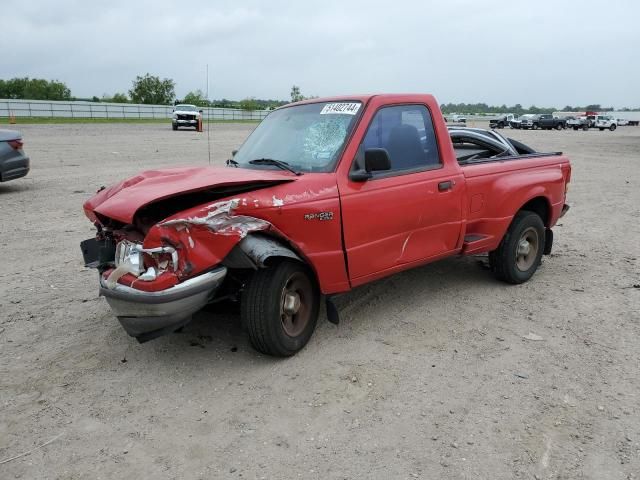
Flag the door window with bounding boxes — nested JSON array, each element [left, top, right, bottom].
[[359, 104, 441, 173]]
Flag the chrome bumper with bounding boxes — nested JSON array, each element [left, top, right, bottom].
[[99, 267, 227, 342]]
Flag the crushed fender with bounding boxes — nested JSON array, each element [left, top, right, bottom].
[[160, 199, 270, 239]]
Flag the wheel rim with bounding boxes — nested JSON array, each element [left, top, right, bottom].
[[515, 227, 539, 272], [280, 271, 313, 337]]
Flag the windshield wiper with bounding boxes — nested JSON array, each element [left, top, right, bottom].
[[248, 158, 302, 176], [226, 158, 239, 167]]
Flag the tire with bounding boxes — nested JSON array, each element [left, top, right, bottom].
[[556, 123, 562, 130], [489, 211, 545, 284], [610, 124, 616, 131], [172, 123, 178, 131], [573, 126, 578, 131], [583, 125, 589, 131], [241, 260, 320, 357]]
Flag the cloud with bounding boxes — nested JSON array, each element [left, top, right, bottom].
[[1, 0, 638, 107]]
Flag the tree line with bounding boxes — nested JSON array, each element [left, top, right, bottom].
[[0, 78, 71, 101], [439, 103, 628, 115], [2, 75, 637, 112]]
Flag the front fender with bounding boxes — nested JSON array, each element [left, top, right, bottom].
[[143, 199, 271, 279]]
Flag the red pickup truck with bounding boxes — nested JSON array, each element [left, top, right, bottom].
[[81, 94, 571, 356]]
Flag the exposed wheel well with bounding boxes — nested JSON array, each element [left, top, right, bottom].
[[519, 197, 550, 226]]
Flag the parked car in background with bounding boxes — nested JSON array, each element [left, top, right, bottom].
[[171, 104, 202, 130], [450, 114, 466, 123], [509, 117, 522, 129], [490, 114, 515, 129], [567, 116, 590, 130], [594, 115, 617, 131], [518, 114, 540, 130], [538, 114, 567, 130], [617, 118, 629, 126], [0, 129, 30, 182]]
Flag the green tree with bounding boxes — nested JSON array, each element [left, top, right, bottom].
[[0, 77, 71, 100], [290, 85, 304, 103], [111, 92, 129, 103], [46, 80, 71, 100], [101, 93, 128, 103], [129, 74, 175, 105], [240, 97, 259, 111], [182, 89, 208, 106]]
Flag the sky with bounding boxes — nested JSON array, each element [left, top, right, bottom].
[[3, 0, 639, 108]]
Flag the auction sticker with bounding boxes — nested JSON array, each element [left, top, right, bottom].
[[320, 102, 361, 115]]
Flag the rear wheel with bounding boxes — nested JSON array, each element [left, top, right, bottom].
[[556, 123, 562, 130], [489, 211, 545, 284], [241, 260, 320, 357]]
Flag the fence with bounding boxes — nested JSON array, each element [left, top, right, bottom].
[[0, 99, 270, 121]]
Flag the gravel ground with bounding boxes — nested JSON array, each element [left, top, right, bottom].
[[1, 122, 639, 479]]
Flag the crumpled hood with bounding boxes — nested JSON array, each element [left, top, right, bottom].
[[84, 166, 296, 224]]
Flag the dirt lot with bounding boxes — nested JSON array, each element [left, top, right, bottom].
[[1, 122, 639, 479]]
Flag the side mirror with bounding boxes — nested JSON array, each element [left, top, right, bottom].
[[350, 148, 391, 182], [364, 148, 391, 172], [199, 109, 203, 113]]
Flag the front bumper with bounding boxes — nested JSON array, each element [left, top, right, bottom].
[[99, 267, 227, 342], [173, 119, 198, 125]]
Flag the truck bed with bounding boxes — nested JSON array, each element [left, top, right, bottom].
[[458, 150, 570, 255]]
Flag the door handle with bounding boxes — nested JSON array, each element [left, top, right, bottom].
[[438, 180, 454, 192]]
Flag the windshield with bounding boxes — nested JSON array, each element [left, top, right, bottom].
[[175, 105, 198, 111], [234, 101, 362, 173]]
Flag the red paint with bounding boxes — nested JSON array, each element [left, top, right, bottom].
[[84, 94, 571, 294]]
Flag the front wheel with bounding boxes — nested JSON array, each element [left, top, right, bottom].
[[610, 124, 616, 131], [556, 123, 563, 130], [241, 260, 320, 356], [489, 211, 545, 284], [172, 123, 178, 131]]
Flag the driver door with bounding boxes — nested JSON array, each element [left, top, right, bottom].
[[338, 102, 463, 286]]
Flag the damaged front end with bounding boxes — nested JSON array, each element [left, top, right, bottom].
[[81, 195, 275, 342]]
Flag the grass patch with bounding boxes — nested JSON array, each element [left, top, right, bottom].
[[0, 117, 261, 125]]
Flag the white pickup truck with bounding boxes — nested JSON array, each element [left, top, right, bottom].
[[594, 115, 617, 131], [171, 104, 202, 130]]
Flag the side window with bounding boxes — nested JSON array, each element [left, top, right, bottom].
[[359, 104, 441, 173]]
